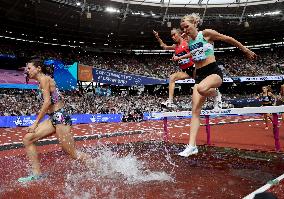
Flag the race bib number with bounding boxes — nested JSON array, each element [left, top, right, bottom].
[[178, 58, 190, 65], [191, 47, 206, 61]]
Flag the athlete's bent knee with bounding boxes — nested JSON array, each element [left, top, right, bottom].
[[169, 74, 177, 83], [197, 84, 209, 96]]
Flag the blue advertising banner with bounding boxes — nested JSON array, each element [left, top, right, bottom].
[[226, 98, 261, 108], [143, 113, 192, 121], [92, 68, 167, 86], [0, 115, 39, 128], [70, 114, 122, 124], [0, 54, 16, 59], [44, 59, 78, 90], [238, 76, 283, 82], [0, 114, 122, 128], [174, 77, 233, 84]]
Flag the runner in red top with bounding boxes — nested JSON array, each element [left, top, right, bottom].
[[153, 28, 195, 108]]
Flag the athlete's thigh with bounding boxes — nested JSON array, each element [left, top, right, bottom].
[[29, 119, 56, 143], [55, 124, 73, 145], [174, 71, 190, 80], [55, 124, 76, 157], [199, 74, 222, 89]]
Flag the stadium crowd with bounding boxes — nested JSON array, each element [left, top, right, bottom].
[[0, 88, 261, 117], [76, 47, 284, 78], [1, 43, 284, 79]]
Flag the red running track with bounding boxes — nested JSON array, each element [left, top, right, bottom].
[[1, 115, 283, 156]]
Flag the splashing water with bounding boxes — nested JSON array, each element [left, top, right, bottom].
[[77, 147, 173, 184], [93, 149, 173, 184], [164, 145, 179, 168], [61, 147, 173, 198]]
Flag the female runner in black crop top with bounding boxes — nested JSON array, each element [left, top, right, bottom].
[[257, 86, 277, 130]]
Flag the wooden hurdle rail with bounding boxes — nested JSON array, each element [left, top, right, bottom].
[[151, 106, 284, 151]]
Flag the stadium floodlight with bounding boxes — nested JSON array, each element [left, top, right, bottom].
[[132, 12, 140, 15], [106, 7, 120, 13], [248, 10, 281, 17], [247, 13, 261, 17], [264, 11, 281, 16]]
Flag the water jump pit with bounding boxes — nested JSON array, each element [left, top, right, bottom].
[[1, 141, 284, 199]]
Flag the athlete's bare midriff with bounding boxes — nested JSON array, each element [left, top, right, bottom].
[[194, 56, 216, 69]]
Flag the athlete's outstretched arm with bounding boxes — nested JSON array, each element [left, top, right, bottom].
[[153, 30, 175, 50], [172, 52, 192, 61], [203, 29, 257, 60]]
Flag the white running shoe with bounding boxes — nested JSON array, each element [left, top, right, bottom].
[[161, 99, 177, 109], [213, 89, 222, 111], [178, 145, 198, 157]]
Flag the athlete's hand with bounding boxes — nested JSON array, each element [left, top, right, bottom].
[[153, 30, 159, 39], [172, 55, 180, 61], [244, 48, 257, 60], [26, 123, 38, 133]]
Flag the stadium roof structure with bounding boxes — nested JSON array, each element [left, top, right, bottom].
[[0, 0, 283, 50], [111, 0, 280, 8]]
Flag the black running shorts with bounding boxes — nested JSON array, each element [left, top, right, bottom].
[[195, 62, 223, 84]]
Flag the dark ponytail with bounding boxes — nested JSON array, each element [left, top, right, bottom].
[[28, 57, 54, 76]]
